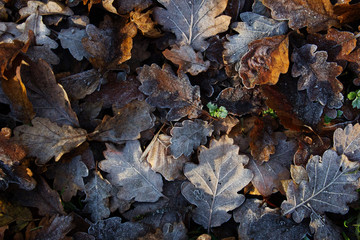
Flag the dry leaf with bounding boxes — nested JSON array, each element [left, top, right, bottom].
[[58, 27, 91, 61], [154, 0, 231, 52], [309, 213, 342, 240], [163, 45, 210, 76], [19, 1, 73, 19], [0, 196, 32, 232], [116, 0, 152, 14], [99, 141, 164, 202], [137, 63, 202, 121], [12, 117, 87, 165], [181, 136, 253, 231], [130, 10, 162, 38], [240, 34, 289, 89], [333, 123, 360, 161], [0, 40, 29, 79]]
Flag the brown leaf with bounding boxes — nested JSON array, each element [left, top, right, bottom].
[[262, 0, 340, 33], [89, 100, 155, 144], [20, 60, 79, 126], [19, 0, 73, 20], [14, 176, 65, 216], [240, 35, 289, 89], [0, 128, 26, 166], [146, 134, 189, 181], [333, 2, 360, 24], [291, 44, 343, 109], [137, 63, 202, 121], [130, 10, 162, 38], [12, 117, 87, 165], [0, 196, 32, 232], [0, 40, 29, 80], [116, 0, 152, 14], [163, 45, 210, 76]]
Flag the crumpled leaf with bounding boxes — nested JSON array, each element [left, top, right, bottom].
[[262, 0, 340, 33], [0, 127, 26, 166], [163, 45, 210, 76], [248, 133, 296, 197], [234, 199, 310, 240], [14, 176, 65, 216], [58, 27, 91, 61], [83, 170, 112, 222], [89, 100, 155, 144], [50, 156, 89, 202], [170, 119, 213, 158], [181, 135, 253, 231], [146, 134, 189, 181], [130, 10, 162, 38], [292, 44, 343, 109], [19, 1, 73, 19], [137, 63, 202, 121], [99, 141, 164, 202], [20, 60, 79, 126], [12, 117, 87, 165], [154, 0, 231, 52], [333, 123, 360, 161], [88, 217, 148, 240], [309, 213, 342, 240], [26, 214, 74, 240], [0, 196, 32, 231], [0, 40, 29, 79], [223, 12, 288, 78], [281, 149, 360, 223], [240, 34, 289, 89]]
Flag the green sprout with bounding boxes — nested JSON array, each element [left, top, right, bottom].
[[207, 102, 228, 119], [262, 107, 277, 118], [347, 90, 360, 109]]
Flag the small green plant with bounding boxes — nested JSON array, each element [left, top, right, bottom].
[[207, 102, 228, 119], [262, 107, 277, 118], [347, 90, 360, 109], [324, 110, 343, 124]]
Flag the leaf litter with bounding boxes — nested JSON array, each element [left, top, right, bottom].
[[0, 0, 360, 239]]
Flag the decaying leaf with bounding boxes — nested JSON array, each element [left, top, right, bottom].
[[0, 127, 26, 166], [130, 10, 162, 38], [170, 119, 213, 158], [20, 60, 79, 126], [116, 0, 152, 14], [281, 150, 360, 223], [0, 196, 32, 232], [89, 100, 155, 144], [154, 0, 231, 52], [12, 117, 87, 165], [83, 171, 112, 222], [137, 64, 202, 121], [0, 40, 29, 79], [51, 156, 88, 202], [58, 27, 91, 61], [262, 0, 340, 33], [146, 134, 189, 181], [88, 217, 148, 240], [309, 213, 342, 240], [333, 123, 360, 161], [223, 12, 288, 78], [19, 1, 73, 19], [234, 199, 309, 240], [248, 133, 296, 197], [99, 141, 164, 202], [240, 34, 289, 88], [163, 45, 210, 76], [181, 136, 253, 231]]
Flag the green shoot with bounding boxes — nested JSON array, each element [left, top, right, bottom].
[[347, 90, 360, 109], [262, 107, 277, 118], [207, 102, 228, 119]]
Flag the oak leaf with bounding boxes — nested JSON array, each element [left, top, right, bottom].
[[137, 64, 202, 121], [262, 0, 340, 33], [170, 119, 213, 158], [333, 123, 360, 161], [0, 196, 32, 232], [291, 44, 343, 109], [19, 1, 73, 20], [12, 117, 87, 165], [181, 136, 253, 231], [240, 34, 289, 88], [154, 0, 231, 52], [58, 27, 91, 61], [0, 40, 29, 79], [130, 10, 162, 38], [99, 141, 164, 202], [281, 150, 360, 223], [163, 45, 210, 76], [309, 213, 342, 240]]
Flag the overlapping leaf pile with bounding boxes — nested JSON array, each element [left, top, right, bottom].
[[0, 0, 360, 239]]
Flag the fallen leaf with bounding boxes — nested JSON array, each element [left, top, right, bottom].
[[240, 34, 289, 89], [0, 40, 29, 79], [309, 213, 342, 240], [83, 170, 112, 222], [20, 60, 79, 126], [333, 123, 360, 161], [224, 0, 245, 21], [154, 0, 231, 52], [137, 63, 202, 121], [130, 10, 162, 38], [88, 217, 148, 240], [116, 0, 152, 14], [12, 117, 87, 165], [248, 133, 296, 197], [99, 141, 164, 202], [281, 150, 360, 223], [181, 136, 253, 231], [291, 44, 343, 109], [0, 127, 26, 166], [50, 156, 88, 202], [212, 115, 239, 136], [58, 27, 91, 61], [163, 45, 210, 76], [262, 0, 340, 33], [89, 100, 155, 144], [19, 1, 73, 20], [0, 196, 32, 232], [146, 134, 189, 181], [333, 2, 360, 24], [170, 119, 213, 158]]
